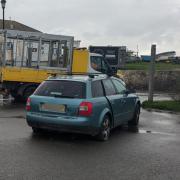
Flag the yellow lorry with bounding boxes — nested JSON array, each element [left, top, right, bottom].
[[0, 30, 111, 101]]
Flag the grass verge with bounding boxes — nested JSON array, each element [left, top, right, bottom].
[[142, 100, 180, 112], [123, 62, 180, 71]]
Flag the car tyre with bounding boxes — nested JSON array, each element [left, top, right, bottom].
[[96, 115, 111, 141], [128, 104, 140, 127]]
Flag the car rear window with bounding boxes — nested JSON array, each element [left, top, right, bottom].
[[34, 80, 86, 99]]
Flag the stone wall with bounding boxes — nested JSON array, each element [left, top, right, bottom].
[[118, 70, 180, 92]]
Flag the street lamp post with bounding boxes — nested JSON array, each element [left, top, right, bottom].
[[1, 0, 6, 29]]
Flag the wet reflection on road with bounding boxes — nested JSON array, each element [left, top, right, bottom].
[[127, 126, 176, 136]]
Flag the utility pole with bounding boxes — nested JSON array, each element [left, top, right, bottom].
[[137, 44, 139, 57], [148, 44, 156, 101], [1, 0, 6, 29]]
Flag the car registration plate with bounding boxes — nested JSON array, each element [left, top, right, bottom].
[[41, 103, 66, 113]]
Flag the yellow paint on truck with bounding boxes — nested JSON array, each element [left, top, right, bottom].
[[72, 49, 88, 73], [1, 67, 65, 83], [0, 49, 89, 84]]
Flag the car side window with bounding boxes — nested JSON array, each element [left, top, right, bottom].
[[112, 79, 126, 94], [92, 80, 104, 97], [102, 79, 116, 96]]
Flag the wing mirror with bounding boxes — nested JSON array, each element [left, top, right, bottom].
[[129, 89, 136, 93], [124, 89, 136, 95]]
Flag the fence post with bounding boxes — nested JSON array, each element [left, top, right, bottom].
[[148, 44, 156, 101]]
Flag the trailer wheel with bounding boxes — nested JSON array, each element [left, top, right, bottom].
[[23, 86, 37, 101]]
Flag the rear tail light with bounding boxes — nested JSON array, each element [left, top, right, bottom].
[[26, 97, 31, 111], [79, 102, 93, 116]]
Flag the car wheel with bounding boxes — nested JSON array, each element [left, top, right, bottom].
[[128, 104, 140, 127], [96, 115, 111, 141]]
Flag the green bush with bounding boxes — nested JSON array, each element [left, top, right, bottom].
[[142, 100, 180, 112]]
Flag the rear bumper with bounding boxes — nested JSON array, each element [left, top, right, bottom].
[[26, 112, 99, 136]]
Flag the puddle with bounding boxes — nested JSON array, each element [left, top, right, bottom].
[[138, 129, 151, 133], [152, 112, 174, 118], [138, 129, 175, 136], [127, 126, 175, 136]]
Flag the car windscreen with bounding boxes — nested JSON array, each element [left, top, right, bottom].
[[34, 80, 86, 99]]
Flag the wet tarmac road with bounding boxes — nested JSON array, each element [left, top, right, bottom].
[[0, 103, 180, 180]]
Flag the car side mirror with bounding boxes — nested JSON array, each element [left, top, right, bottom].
[[129, 89, 136, 94], [123, 89, 130, 95], [128, 89, 136, 94], [124, 89, 136, 95]]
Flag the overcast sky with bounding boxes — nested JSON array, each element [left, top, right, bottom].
[[5, 0, 180, 55]]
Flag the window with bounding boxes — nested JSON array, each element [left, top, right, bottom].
[[90, 56, 102, 71], [102, 79, 116, 96], [90, 56, 110, 74], [101, 60, 109, 73], [34, 80, 86, 99], [92, 80, 104, 97], [112, 79, 126, 94]]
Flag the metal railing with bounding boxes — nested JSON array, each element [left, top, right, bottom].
[[0, 29, 74, 71]]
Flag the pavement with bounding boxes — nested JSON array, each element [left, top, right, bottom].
[[0, 101, 180, 180]]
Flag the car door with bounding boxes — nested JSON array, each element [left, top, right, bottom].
[[90, 80, 109, 126], [111, 78, 135, 121], [102, 78, 125, 127], [124, 93, 137, 121], [110, 78, 129, 124]]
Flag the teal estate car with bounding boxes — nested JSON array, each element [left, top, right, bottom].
[[26, 74, 140, 141]]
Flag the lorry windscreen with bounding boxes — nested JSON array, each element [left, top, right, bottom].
[[90, 56, 109, 73]]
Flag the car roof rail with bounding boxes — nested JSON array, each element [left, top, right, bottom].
[[68, 72, 103, 78], [47, 72, 104, 79]]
